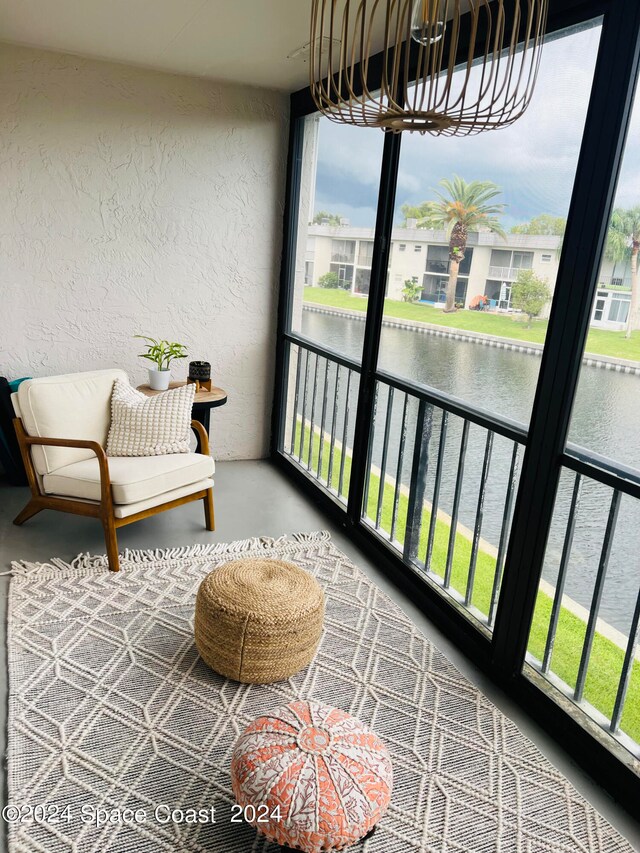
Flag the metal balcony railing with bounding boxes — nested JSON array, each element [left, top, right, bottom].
[[284, 336, 361, 505], [362, 371, 525, 628], [526, 445, 640, 754], [281, 335, 527, 630], [281, 335, 640, 756], [598, 276, 632, 289], [488, 265, 529, 280]]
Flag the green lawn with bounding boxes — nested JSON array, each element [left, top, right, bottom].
[[293, 420, 640, 742], [303, 287, 640, 362]]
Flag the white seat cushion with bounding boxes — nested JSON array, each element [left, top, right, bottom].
[[114, 478, 214, 518], [43, 453, 214, 505]]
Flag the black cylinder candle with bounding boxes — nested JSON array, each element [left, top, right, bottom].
[[188, 361, 211, 382]]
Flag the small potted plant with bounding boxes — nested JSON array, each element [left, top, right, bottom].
[[135, 335, 188, 391]]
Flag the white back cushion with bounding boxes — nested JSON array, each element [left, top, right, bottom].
[[10, 393, 21, 419], [17, 369, 129, 474]]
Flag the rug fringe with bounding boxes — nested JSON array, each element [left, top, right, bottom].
[[9, 531, 332, 579]]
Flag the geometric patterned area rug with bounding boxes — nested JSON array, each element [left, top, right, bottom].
[[7, 532, 633, 853]]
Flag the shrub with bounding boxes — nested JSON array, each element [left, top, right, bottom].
[[318, 271, 342, 289], [511, 270, 551, 326], [402, 279, 422, 302]]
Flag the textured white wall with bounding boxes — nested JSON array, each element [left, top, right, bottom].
[[0, 44, 288, 460]]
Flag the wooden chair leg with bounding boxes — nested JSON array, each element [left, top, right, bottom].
[[13, 500, 43, 526], [203, 488, 215, 531], [102, 515, 120, 572]]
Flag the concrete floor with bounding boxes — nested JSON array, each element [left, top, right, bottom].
[[1, 459, 639, 851]]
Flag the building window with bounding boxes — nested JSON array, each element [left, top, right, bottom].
[[330, 263, 354, 288], [425, 245, 474, 277], [305, 261, 314, 285], [489, 249, 534, 279], [484, 280, 513, 310], [421, 277, 447, 304], [513, 251, 534, 270], [609, 296, 630, 323], [541, 254, 552, 263], [490, 249, 511, 269], [425, 245, 449, 274], [422, 276, 468, 305], [414, 245, 422, 253], [593, 297, 606, 322], [398, 244, 406, 252], [358, 241, 374, 267], [331, 239, 356, 264], [354, 268, 371, 296]]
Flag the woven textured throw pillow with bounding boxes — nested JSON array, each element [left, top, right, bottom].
[[106, 380, 195, 457]]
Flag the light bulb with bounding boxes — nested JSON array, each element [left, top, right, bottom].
[[410, 0, 446, 45]]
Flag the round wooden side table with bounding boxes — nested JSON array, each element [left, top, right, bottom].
[[136, 381, 227, 453]]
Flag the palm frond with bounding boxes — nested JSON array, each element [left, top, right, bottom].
[[421, 176, 506, 239]]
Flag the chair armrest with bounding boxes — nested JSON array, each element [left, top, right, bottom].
[[191, 420, 211, 456], [13, 418, 112, 507], [18, 431, 107, 454]]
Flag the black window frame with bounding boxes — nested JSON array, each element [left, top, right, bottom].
[[271, 0, 640, 814]]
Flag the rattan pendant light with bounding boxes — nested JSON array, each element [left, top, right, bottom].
[[309, 0, 549, 135]]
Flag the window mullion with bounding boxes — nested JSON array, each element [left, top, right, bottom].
[[347, 131, 403, 526]]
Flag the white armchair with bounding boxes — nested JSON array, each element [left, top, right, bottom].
[[11, 369, 215, 572]]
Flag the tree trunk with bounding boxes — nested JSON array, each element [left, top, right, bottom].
[[625, 243, 639, 339], [444, 259, 461, 312], [445, 221, 467, 313]]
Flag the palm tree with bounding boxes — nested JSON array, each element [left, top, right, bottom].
[[606, 207, 640, 339], [418, 176, 507, 312]]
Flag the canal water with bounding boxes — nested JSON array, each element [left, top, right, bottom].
[[301, 310, 640, 636]]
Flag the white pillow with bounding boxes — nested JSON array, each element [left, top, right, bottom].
[[106, 380, 196, 457]]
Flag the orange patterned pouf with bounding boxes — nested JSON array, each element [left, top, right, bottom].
[[231, 699, 393, 852]]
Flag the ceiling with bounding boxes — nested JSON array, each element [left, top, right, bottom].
[[0, 0, 316, 91]]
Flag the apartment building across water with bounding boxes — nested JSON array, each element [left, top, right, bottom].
[[304, 224, 632, 330]]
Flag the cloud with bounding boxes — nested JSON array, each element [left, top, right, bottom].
[[313, 197, 379, 229], [316, 120, 385, 189], [312, 22, 603, 228]]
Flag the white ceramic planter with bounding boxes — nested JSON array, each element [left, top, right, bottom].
[[148, 368, 171, 391]]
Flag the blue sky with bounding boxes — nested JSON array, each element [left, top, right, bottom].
[[311, 21, 640, 231]]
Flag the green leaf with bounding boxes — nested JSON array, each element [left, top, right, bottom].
[[135, 334, 187, 370]]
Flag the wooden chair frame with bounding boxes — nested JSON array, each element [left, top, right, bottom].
[[12, 418, 215, 573]]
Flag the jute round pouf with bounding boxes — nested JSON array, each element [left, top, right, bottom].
[[231, 699, 393, 852], [194, 559, 325, 683]]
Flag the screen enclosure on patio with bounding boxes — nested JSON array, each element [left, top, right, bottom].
[[272, 0, 640, 813]]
